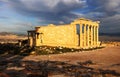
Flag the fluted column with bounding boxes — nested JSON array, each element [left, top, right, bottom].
[[93, 26, 96, 46], [80, 24, 83, 48], [96, 26, 99, 46], [29, 33, 33, 47], [90, 26, 92, 46], [84, 25, 86, 47], [35, 33, 37, 46], [89, 26, 91, 46], [87, 25, 90, 48]]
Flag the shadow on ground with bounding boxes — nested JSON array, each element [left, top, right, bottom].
[[0, 55, 120, 77], [0, 43, 120, 77]]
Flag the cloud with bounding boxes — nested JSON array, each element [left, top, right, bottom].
[[10, 0, 87, 13], [86, 0, 120, 33], [1, 0, 120, 33], [4, 0, 87, 24], [105, 0, 120, 13], [99, 14, 120, 33], [0, 16, 10, 19], [88, 0, 120, 16]]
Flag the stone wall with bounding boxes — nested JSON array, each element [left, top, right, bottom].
[[35, 24, 77, 47], [28, 18, 100, 49]]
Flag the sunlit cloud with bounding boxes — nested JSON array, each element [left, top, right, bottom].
[[0, 0, 120, 33]]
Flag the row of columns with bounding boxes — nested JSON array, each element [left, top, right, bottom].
[[28, 31, 43, 46], [28, 31, 36, 47], [28, 32, 33, 47], [79, 24, 99, 48]]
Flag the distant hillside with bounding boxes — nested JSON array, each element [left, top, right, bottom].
[[99, 33, 120, 41], [0, 32, 15, 35], [0, 32, 27, 43], [99, 33, 120, 37], [0, 32, 27, 36]]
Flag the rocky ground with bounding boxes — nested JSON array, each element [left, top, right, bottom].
[[0, 44, 120, 77]]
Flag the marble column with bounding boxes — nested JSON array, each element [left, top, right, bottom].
[[93, 26, 96, 46], [80, 24, 83, 48], [96, 26, 99, 45], [29, 33, 33, 47], [90, 26, 92, 46], [84, 25, 86, 47], [87, 25, 90, 47]]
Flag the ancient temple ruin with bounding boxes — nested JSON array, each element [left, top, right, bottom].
[[28, 18, 100, 49]]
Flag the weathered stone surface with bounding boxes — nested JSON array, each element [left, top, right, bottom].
[[28, 18, 100, 49]]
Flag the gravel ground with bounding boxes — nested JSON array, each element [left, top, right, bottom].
[[23, 46, 120, 70], [0, 46, 120, 77]]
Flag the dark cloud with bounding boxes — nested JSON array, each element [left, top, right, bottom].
[[5, 0, 87, 24], [1, 0, 120, 33], [86, 0, 120, 33], [99, 14, 120, 33], [10, 0, 87, 13], [87, 0, 120, 16]]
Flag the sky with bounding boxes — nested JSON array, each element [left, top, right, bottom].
[[0, 0, 120, 34]]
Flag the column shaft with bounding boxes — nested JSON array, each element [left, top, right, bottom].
[[29, 33, 33, 47], [93, 26, 96, 46], [84, 25, 86, 47], [90, 26, 93, 46], [87, 25, 90, 48], [80, 24, 83, 48], [96, 26, 99, 45]]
